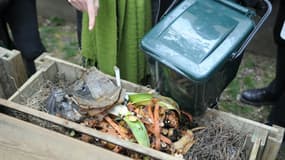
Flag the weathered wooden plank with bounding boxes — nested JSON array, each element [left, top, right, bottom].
[[244, 135, 254, 160], [0, 57, 7, 98], [34, 52, 54, 71], [202, 109, 281, 160], [0, 99, 182, 160], [8, 60, 57, 104], [262, 125, 284, 160], [0, 112, 131, 160], [37, 54, 154, 93], [249, 129, 268, 160], [0, 47, 27, 98], [205, 109, 279, 136], [0, 84, 5, 98], [8, 69, 45, 102], [0, 48, 27, 88], [249, 138, 261, 160], [0, 59, 16, 98]]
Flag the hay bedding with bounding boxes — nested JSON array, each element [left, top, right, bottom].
[[185, 120, 247, 160]]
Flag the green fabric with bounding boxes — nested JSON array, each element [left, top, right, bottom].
[[81, 0, 117, 75], [81, 0, 152, 83]]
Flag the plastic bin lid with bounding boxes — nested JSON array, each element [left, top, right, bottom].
[[141, 0, 254, 81]]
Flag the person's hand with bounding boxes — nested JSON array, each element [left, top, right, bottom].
[[68, 0, 99, 30]]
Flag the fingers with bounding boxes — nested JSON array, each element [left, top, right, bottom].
[[87, 0, 95, 30], [81, 1, 88, 11], [87, 0, 99, 30], [68, 0, 84, 11], [68, 0, 99, 30]]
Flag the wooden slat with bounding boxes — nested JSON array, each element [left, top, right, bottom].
[[205, 109, 279, 135], [34, 52, 55, 71], [39, 54, 154, 93], [249, 138, 261, 160], [0, 48, 27, 88], [0, 99, 182, 160], [0, 50, 7, 98], [8, 69, 45, 102], [0, 112, 131, 160], [0, 47, 27, 98], [244, 135, 254, 160], [0, 58, 16, 98], [0, 56, 7, 98], [203, 109, 282, 160], [251, 131, 268, 160], [0, 84, 5, 98], [262, 125, 284, 160]]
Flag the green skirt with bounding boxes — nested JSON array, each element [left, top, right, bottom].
[[81, 0, 152, 83]]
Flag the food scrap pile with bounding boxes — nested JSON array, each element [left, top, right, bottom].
[[24, 67, 248, 159], [81, 94, 198, 158], [25, 68, 197, 158]]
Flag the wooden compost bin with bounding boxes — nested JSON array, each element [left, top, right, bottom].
[[2, 54, 284, 160], [0, 112, 131, 160], [0, 47, 27, 98]]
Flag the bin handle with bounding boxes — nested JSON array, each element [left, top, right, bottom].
[[215, 0, 253, 15], [157, 0, 180, 23], [232, 0, 272, 59]]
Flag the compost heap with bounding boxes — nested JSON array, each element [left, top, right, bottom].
[[25, 67, 248, 160]]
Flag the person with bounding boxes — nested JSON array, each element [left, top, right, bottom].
[[240, 0, 285, 126], [68, 0, 99, 31], [0, 0, 45, 77], [0, 0, 97, 77], [74, 0, 265, 84], [74, 0, 179, 84]]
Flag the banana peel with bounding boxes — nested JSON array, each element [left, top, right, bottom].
[[128, 93, 181, 117], [108, 105, 150, 147], [128, 93, 152, 104], [124, 115, 150, 147]]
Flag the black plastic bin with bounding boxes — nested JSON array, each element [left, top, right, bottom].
[[141, 0, 271, 115]]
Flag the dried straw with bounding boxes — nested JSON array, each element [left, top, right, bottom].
[[185, 120, 248, 160]]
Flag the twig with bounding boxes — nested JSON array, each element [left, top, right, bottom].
[[104, 116, 129, 139], [154, 101, 161, 150]]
